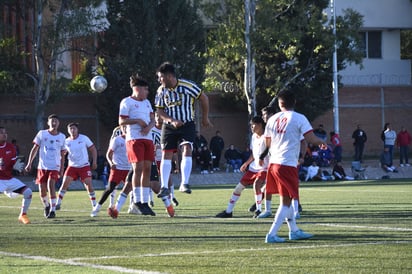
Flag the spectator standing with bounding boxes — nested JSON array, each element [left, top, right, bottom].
[[330, 131, 342, 163], [224, 144, 243, 173], [25, 114, 66, 219], [0, 126, 32, 224], [396, 126, 411, 167], [313, 124, 327, 141], [352, 125, 367, 162], [209, 130, 225, 171], [155, 62, 212, 197], [381, 123, 397, 164]]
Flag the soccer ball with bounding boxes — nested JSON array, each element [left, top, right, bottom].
[[90, 75, 108, 93]]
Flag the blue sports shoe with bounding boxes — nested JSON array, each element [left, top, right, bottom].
[[289, 229, 314, 240], [257, 211, 272, 218], [265, 233, 285, 243]]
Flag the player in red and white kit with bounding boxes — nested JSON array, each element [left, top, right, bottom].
[[25, 114, 66, 219], [0, 126, 32, 224], [56, 122, 97, 213], [215, 116, 268, 218], [92, 125, 131, 217], [119, 74, 156, 216]]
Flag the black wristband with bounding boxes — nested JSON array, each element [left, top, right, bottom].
[[259, 147, 269, 160]]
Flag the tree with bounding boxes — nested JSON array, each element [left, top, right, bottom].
[[0, 0, 107, 130], [96, 0, 206, 129], [202, 0, 364, 121]]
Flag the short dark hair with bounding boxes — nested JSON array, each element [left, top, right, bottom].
[[277, 90, 296, 109], [48, 114, 59, 120], [67, 122, 79, 128], [130, 74, 148, 87], [251, 116, 265, 125], [157, 62, 175, 76], [261, 105, 276, 116]]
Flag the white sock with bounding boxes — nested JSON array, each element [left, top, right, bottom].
[[292, 199, 299, 216], [265, 199, 272, 212], [132, 187, 141, 204], [268, 205, 290, 236], [21, 188, 32, 215], [180, 156, 192, 185], [142, 187, 150, 203], [160, 159, 172, 189], [109, 189, 116, 207], [285, 206, 299, 232], [115, 192, 128, 212], [255, 193, 263, 211]]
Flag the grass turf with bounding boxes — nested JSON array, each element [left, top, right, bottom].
[[0, 179, 411, 273]]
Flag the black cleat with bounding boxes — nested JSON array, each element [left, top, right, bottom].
[[157, 187, 170, 198], [47, 211, 56, 219], [180, 184, 192, 194], [137, 202, 156, 216], [248, 203, 256, 213], [172, 198, 179, 207], [215, 210, 233, 218], [253, 210, 262, 218], [44, 206, 50, 218]]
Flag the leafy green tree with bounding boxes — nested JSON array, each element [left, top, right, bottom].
[[202, 0, 364, 121], [0, 0, 107, 130], [96, 0, 206, 129]]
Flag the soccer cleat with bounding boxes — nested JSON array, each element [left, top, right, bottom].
[[253, 210, 262, 218], [137, 203, 156, 216], [157, 187, 170, 198], [257, 211, 272, 218], [166, 205, 175, 217], [265, 233, 285, 243], [215, 210, 233, 218], [179, 184, 192, 194], [127, 204, 141, 215], [248, 203, 256, 213], [55, 204, 61, 210], [107, 207, 119, 219], [90, 207, 100, 217], [44, 205, 50, 218], [172, 197, 179, 207], [47, 211, 56, 219], [18, 214, 30, 224], [289, 229, 314, 240]]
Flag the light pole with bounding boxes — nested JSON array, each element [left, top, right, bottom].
[[331, 0, 339, 134]]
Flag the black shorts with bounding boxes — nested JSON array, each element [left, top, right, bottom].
[[161, 121, 195, 150]]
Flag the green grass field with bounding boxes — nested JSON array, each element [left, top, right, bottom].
[[0, 179, 411, 273]]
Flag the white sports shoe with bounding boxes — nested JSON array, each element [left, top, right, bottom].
[[90, 207, 100, 217]]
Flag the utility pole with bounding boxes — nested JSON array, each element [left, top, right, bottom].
[[244, 0, 256, 117], [331, 0, 340, 133]]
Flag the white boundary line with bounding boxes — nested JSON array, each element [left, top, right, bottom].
[[317, 223, 412, 231], [66, 240, 412, 261], [0, 251, 164, 274]]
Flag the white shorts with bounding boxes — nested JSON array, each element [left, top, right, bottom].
[[0, 177, 26, 198]]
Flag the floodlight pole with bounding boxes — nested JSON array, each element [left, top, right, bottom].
[[331, 0, 339, 134]]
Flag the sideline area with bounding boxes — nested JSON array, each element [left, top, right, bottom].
[[16, 159, 412, 192]]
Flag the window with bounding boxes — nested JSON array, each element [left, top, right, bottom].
[[360, 31, 382, 59]]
